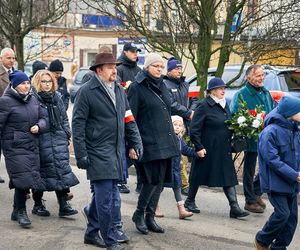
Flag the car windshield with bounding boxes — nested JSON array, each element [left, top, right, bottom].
[[280, 71, 300, 90], [74, 69, 89, 85]]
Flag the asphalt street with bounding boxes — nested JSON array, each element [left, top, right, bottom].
[[0, 103, 299, 249], [0, 163, 300, 250]]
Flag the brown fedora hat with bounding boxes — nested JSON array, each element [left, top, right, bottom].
[[89, 53, 120, 71]]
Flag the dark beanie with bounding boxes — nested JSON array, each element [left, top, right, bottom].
[[278, 95, 300, 118], [49, 59, 64, 72], [167, 57, 182, 72], [32, 60, 48, 76], [9, 70, 30, 88]]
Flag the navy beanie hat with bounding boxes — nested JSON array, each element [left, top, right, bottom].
[[207, 77, 226, 91], [49, 59, 64, 72], [278, 95, 300, 118], [167, 57, 182, 72], [9, 70, 30, 88], [32, 60, 48, 75]]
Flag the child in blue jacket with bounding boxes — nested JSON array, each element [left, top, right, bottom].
[[255, 96, 300, 250]]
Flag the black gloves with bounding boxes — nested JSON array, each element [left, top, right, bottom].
[[76, 156, 90, 170]]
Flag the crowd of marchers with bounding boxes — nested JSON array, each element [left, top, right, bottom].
[[0, 44, 300, 250]]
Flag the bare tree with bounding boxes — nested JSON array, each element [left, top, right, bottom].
[[81, 0, 300, 96], [0, 0, 72, 70]]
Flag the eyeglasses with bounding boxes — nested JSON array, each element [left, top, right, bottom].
[[41, 80, 53, 84], [150, 64, 165, 69]]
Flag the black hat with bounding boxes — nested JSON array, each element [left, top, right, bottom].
[[32, 60, 48, 76], [49, 59, 64, 72], [123, 42, 141, 52]]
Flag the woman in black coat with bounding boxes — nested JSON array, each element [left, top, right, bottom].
[[185, 78, 249, 219], [0, 71, 46, 228], [128, 53, 179, 234], [31, 69, 79, 218]]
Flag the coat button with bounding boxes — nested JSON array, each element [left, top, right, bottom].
[[168, 132, 171, 136], [163, 107, 167, 110]]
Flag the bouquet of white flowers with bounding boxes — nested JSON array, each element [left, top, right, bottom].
[[226, 97, 266, 152]]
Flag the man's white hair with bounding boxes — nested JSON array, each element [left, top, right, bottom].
[[0, 48, 15, 57]]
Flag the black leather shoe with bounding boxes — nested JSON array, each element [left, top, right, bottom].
[[132, 210, 149, 234], [184, 201, 200, 213], [107, 243, 127, 250], [230, 207, 250, 219], [17, 209, 31, 228], [32, 204, 50, 217], [0, 176, 5, 183], [84, 233, 106, 248], [145, 214, 164, 233], [118, 184, 130, 194], [58, 196, 78, 217]]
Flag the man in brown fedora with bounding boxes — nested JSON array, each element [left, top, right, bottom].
[[72, 52, 142, 250]]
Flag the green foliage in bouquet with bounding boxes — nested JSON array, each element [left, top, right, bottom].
[[226, 97, 266, 139]]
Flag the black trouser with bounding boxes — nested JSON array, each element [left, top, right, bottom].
[[14, 188, 28, 210], [186, 182, 199, 203], [243, 151, 261, 204], [33, 189, 69, 205]]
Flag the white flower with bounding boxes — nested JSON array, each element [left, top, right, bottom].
[[252, 119, 261, 128], [237, 116, 246, 124]]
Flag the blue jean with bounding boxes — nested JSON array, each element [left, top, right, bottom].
[[85, 179, 120, 247], [256, 192, 298, 250]]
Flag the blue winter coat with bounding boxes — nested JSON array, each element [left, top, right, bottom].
[[165, 136, 196, 188], [230, 82, 275, 151], [35, 91, 79, 191], [0, 86, 46, 190], [258, 107, 300, 194]]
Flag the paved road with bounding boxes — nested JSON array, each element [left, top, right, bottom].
[[0, 163, 300, 250]]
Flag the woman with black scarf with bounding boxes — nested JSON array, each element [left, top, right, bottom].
[[0, 70, 46, 228], [128, 53, 179, 235], [31, 69, 79, 218]]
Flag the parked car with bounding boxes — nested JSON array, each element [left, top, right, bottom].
[[187, 65, 300, 104], [69, 67, 90, 103]]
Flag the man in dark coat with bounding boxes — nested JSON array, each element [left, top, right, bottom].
[[230, 65, 275, 214], [117, 42, 142, 194], [163, 57, 199, 196], [72, 52, 142, 250], [49, 59, 70, 110], [0, 47, 16, 184]]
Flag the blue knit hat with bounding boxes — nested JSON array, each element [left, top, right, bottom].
[[167, 57, 182, 72], [207, 77, 226, 91], [9, 70, 30, 88], [278, 95, 300, 118]]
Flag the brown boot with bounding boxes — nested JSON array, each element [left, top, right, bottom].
[[256, 197, 266, 209], [155, 206, 164, 218], [177, 201, 193, 219], [244, 203, 264, 213], [254, 238, 269, 250]]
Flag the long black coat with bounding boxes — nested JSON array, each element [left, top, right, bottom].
[[189, 96, 238, 187], [0, 86, 46, 190], [57, 76, 70, 110], [35, 91, 79, 191], [72, 75, 142, 181], [127, 70, 179, 163]]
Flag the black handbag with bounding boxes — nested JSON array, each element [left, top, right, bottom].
[[231, 136, 247, 153]]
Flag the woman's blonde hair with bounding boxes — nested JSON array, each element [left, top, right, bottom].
[[32, 69, 57, 93]]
